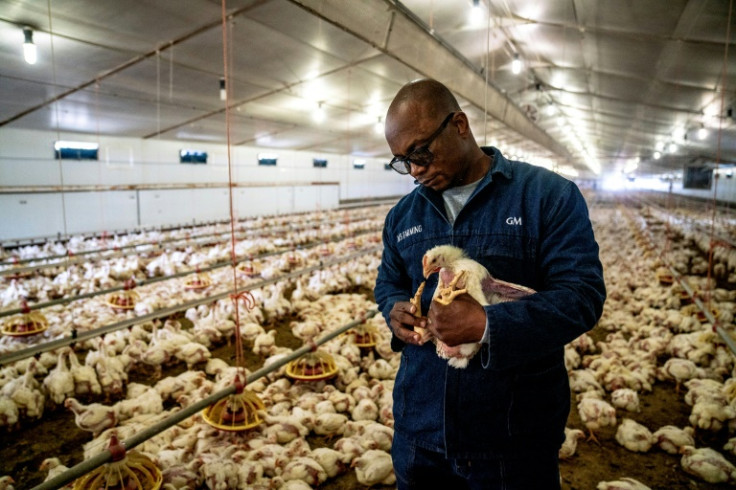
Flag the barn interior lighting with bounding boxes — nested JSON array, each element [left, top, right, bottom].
[[697, 125, 708, 140], [22, 27, 37, 65], [511, 53, 522, 75], [219, 78, 226, 101], [668, 143, 678, 153], [314, 102, 326, 123], [653, 151, 662, 160], [374, 116, 384, 135], [469, 0, 483, 24]]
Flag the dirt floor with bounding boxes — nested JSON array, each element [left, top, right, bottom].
[[2, 293, 736, 489]]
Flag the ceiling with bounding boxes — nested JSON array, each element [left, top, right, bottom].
[[0, 0, 734, 179]]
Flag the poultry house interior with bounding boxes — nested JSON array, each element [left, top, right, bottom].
[[1, 0, 736, 489]]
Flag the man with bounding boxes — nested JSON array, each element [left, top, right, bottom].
[[374, 78, 606, 489]]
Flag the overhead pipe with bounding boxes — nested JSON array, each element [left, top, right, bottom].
[[30, 308, 379, 490]]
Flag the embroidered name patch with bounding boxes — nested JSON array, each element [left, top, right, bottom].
[[397, 225, 422, 243]]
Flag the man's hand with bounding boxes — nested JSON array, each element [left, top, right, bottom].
[[426, 293, 486, 346], [388, 301, 430, 345]]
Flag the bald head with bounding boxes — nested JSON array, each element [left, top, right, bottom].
[[387, 79, 461, 122]]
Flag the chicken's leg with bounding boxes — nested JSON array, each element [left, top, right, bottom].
[[410, 281, 432, 343], [586, 429, 601, 445], [435, 270, 468, 305]]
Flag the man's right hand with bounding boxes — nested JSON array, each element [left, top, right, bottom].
[[388, 301, 429, 345]]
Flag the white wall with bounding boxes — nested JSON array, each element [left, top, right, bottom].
[[0, 128, 412, 240]]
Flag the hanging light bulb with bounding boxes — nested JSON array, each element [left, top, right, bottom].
[[668, 143, 678, 153], [511, 53, 522, 75], [219, 78, 226, 101], [697, 126, 708, 140], [468, 0, 483, 26], [374, 116, 384, 135], [653, 151, 661, 160], [313, 102, 326, 123], [22, 27, 37, 65]]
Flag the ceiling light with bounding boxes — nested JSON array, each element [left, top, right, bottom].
[[22, 27, 37, 65], [668, 143, 678, 153], [655, 141, 665, 152], [469, 0, 483, 25], [511, 54, 522, 75], [653, 151, 661, 160], [697, 126, 708, 140], [374, 116, 384, 135], [313, 102, 326, 123], [219, 78, 226, 101], [672, 127, 685, 141]]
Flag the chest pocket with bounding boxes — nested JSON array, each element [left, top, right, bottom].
[[461, 234, 538, 289]]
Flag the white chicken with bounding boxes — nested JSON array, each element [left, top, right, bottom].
[[64, 398, 118, 436], [42, 349, 75, 405], [610, 388, 640, 412], [577, 397, 617, 443], [416, 245, 535, 368], [652, 425, 695, 454], [596, 477, 651, 489], [351, 449, 396, 486], [615, 418, 654, 452], [679, 445, 736, 484], [39, 458, 72, 488], [559, 427, 585, 459]]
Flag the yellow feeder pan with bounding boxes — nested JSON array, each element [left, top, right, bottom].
[[202, 378, 265, 432], [695, 308, 719, 324], [2, 301, 48, 337], [107, 279, 139, 311], [286, 252, 302, 268], [73, 434, 162, 490], [678, 289, 693, 306], [655, 267, 674, 286], [286, 350, 338, 381], [349, 324, 378, 348], [184, 271, 212, 290], [237, 258, 260, 277]]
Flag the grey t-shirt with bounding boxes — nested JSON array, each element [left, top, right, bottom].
[[442, 179, 482, 224]]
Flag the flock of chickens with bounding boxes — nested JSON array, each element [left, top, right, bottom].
[[1, 196, 736, 488]]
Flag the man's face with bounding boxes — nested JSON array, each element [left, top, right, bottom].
[[386, 108, 462, 193]]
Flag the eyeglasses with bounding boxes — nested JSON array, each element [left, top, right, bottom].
[[388, 112, 456, 175]]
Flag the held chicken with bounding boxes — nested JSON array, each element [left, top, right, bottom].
[[414, 245, 535, 368]]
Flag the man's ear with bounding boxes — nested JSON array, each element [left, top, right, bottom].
[[453, 112, 470, 137]]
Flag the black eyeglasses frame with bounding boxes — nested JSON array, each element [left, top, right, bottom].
[[388, 112, 457, 175]]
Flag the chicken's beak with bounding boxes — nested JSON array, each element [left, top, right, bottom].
[[422, 256, 439, 278]]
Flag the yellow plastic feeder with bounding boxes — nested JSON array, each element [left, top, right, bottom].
[[202, 377, 265, 432], [286, 349, 338, 381], [73, 434, 162, 490], [2, 300, 48, 337]]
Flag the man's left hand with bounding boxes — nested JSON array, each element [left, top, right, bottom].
[[425, 293, 487, 346]]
